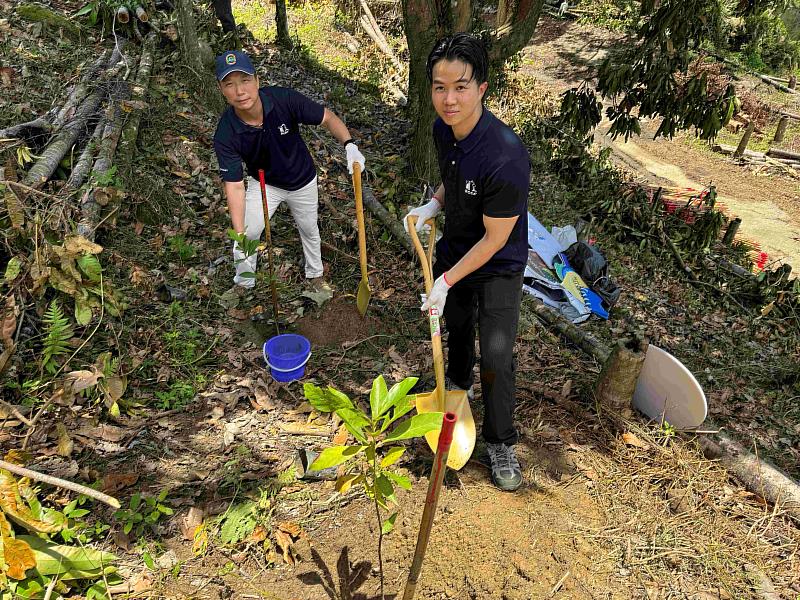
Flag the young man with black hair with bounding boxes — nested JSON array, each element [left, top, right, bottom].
[[213, 50, 365, 292], [404, 33, 531, 491]]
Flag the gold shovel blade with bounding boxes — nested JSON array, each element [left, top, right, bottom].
[[356, 278, 371, 317], [415, 389, 476, 471]]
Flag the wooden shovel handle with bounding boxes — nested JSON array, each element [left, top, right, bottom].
[[352, 163, 368, 281], [406, 215, 445, 412]]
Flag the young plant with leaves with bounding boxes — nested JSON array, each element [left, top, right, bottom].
[[304, 375, 443, 599]]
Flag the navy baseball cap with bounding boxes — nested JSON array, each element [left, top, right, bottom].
[[215, 50, 256, 81]]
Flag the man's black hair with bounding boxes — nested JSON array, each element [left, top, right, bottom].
[[426, 33, 489, 85]]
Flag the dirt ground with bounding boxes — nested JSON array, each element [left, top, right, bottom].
[[527, 16, 800, 267]]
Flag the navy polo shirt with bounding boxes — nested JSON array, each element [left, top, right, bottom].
[[213, 86, 325, 191], [434, 108, 531, 276]]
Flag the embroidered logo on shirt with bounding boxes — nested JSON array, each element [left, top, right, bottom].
[[464, 180, 478, 196], [279, 124, 289, 135]]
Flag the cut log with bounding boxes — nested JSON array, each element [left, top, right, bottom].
[[117, 32, 156, 162], [134, 5, 148, 21], [116, 5, 130, 23], [733, 120, 755, 159], [21, 45, 127, 190], [528, 300, 610, 363], [0, 117, 52, 141], [712, 143, 764, 159], [64, 115, 106, 190], [773, 115, 789, 143], [78, 79, 132, 239], [594, 337, 648, 418], [53, 49, 112, 130], [697, 433, 800, 522], [766, 147, 800, 161], [722, 217, 741, 245]]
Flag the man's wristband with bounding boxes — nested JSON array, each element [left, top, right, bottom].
[[343, 138, 355, 148], [432, 195, 442, 206], [443, 271, 452, 287]]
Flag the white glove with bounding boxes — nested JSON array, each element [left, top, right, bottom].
[[421, 273, 451, 314], [403, 198, 441, 233], [346, 143, 365, 175]]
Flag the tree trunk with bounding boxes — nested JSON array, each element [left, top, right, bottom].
[[594, 337, 648, 418], [275, 0, 292, 49], [402, 0, 545, 180], [721, 217, 741, 245], [174, 0, 223, 112], [773, 115, 789, 143]]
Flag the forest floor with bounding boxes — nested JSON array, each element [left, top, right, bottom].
[[1, 3, 799, 600]]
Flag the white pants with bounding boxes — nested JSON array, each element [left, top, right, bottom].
[[233, 176, 323, 287]]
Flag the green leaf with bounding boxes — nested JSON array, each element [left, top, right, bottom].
[[376, 474, 395, 504], [74, 2, 95, 16], [380, 377, 418, 418], [308, 445, 364, 471], [219, 501, 256, 545], [337, 407, 370, 443], [381, 512, 397, 535], [3, 257, 21, 284], [74, 296, 92, 325], [380, 446, 405, 468], [334, 474, 360, 494], [77, 254, 102, 282], [385, 471, 411, 490], [142, 551, 155, 570], [303, 384, 353, 413], [385, 412, 443, 442], [130, 494, 141, 511], [369, 375, 388, 419], [17, 535, 116, 580]]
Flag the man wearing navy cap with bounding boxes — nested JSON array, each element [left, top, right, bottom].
[[213, 50, 365, 292], [404, 34, 530, 492]]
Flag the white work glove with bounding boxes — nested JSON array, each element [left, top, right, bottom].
[[403, 198, 442, 234], [421, 273, 452, 314], [346, 143, 365, 175]]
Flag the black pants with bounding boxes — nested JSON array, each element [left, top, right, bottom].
[[212, 0, 236, 32], [434, 266, 523, 445]]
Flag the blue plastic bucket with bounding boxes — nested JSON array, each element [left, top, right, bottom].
[[263, 334, 312, 382]]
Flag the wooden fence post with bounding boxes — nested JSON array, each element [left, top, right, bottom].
[[733, 121, 755, 158], [774, 115, 790, 143], [722, 217, 741, 245]]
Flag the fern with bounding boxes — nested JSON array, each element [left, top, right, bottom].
[[42, 300, 73, 374]]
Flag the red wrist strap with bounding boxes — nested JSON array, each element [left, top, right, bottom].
[[443, 272, 452, 287]]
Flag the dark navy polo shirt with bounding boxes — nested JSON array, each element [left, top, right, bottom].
[[433, 108, 531, 276], [213, 86, 325, 191]]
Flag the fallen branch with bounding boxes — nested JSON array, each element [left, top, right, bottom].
[[0, 459, 121, 508], [53, 49, 113, 130], [527, 300, 610, 363], [64, 115, 107, 191], [117, 32, 156, 163], [696, 433, 800, 522], [361, 182, 415, 257]]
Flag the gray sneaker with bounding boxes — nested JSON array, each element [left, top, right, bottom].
[[444, 376, 474, 401], [486, 443, 522, 491]]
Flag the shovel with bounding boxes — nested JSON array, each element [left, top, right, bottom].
[[406, 215, 476, 471], [352, 162, 371, 316]]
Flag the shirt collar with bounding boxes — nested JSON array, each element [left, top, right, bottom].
[[451, 107, 492, 154], [229, 87, 274, 133]]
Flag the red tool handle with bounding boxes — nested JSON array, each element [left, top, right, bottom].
[[403, 412, 456, 600]]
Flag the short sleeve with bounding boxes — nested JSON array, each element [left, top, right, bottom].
[[482, 156, 530, 218], [286, 88, 325, 126], [213, 122, 244, 183]]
